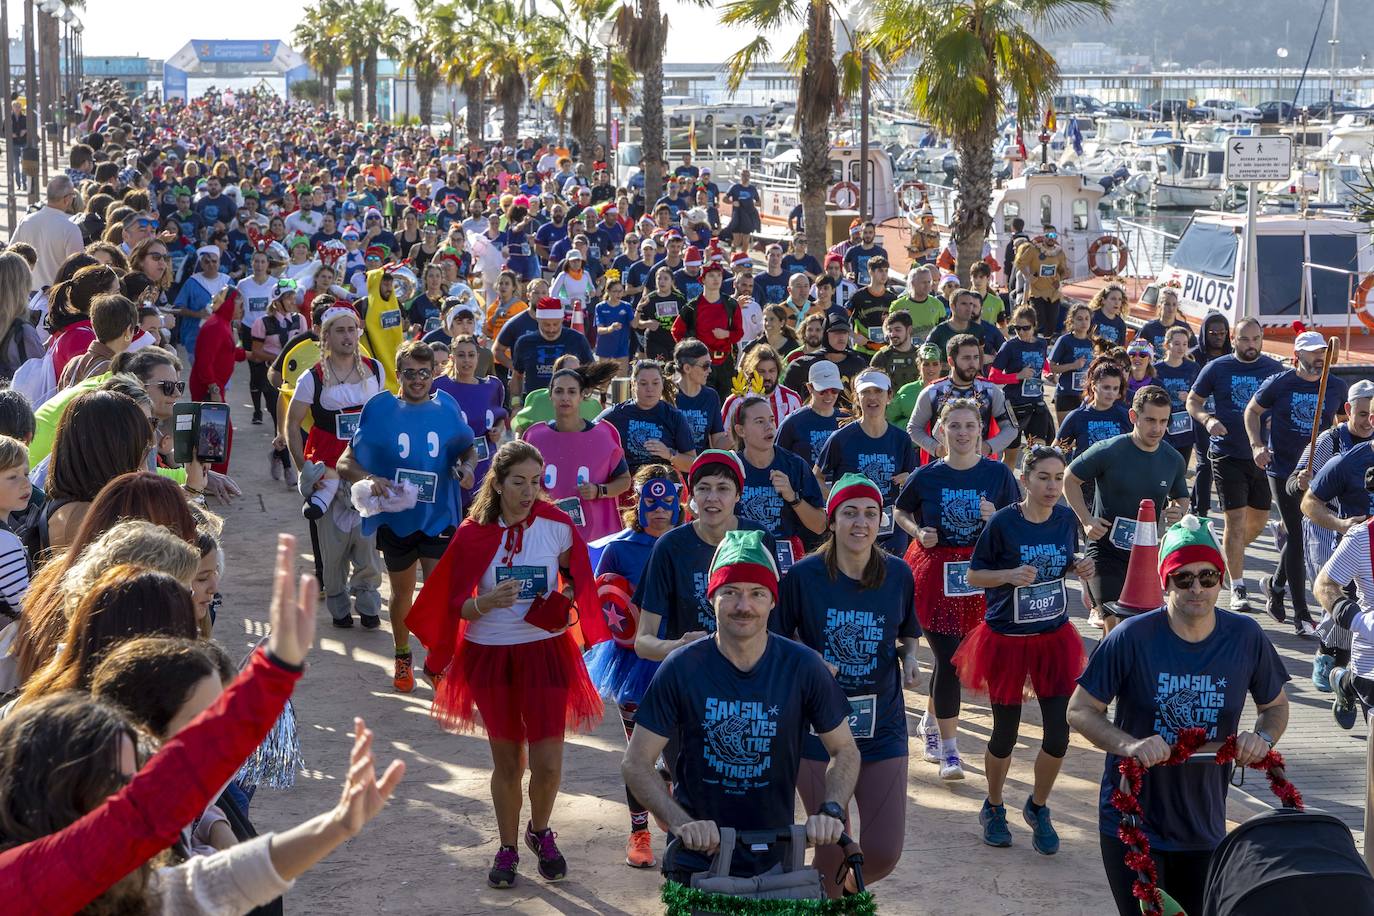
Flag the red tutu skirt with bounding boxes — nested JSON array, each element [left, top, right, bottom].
[[435, 631, 605, 742], [903, 541, 985, 636], [953, 620, 1086, 706]]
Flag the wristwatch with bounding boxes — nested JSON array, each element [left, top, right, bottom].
[[785, 494, 801, 507], [1255, 728, 1276, 749], [817, 801, 845, 822]]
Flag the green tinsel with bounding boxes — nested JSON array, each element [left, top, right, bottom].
[[661, 881, 877, 915]]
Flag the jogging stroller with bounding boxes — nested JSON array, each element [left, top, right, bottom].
[[1200, 808, 1374, 915], [661, 826, 874, 915]]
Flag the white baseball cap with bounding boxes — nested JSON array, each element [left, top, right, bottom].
[[807, 360, 843, 391], [854, 368, 892, 392], [1294, 331, 1328, 353], [1348, 379, 1374, 401]]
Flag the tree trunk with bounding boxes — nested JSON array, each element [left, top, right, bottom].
[[350, 58, 364, 121], [418, 71, 436, 127], [797, 6, 834, 245], [463, 76, 484, 145], [501, 91, 520, 148], [951, 102, 998, 286], [639, 0, 667, 203], [364, 51, 379, 120], [573, 59, 598, 166], [323, 66, 337, 109]]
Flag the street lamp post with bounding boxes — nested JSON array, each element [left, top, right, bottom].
[[1, 0, 16, 231], [23, 0, 41, 206]]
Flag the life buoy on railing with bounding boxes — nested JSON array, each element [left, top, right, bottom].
[[828, 181, 860, 209], [1087, 235, 1128, 277], [1354, 274, 1374, 331], [898, 180, 929, 213]]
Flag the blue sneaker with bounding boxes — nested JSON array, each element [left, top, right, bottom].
[[1021, 797, 1060, 855], [1313, 653, 1334, 692], [979, 799, 1012, 848], [1332, 667, 1358, 730]]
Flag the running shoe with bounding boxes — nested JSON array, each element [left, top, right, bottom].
[[940, 752, 965, 781], [1332, 667, 1358, 730], [625, 830, 656, 869], [1087, 606, 1105, 630], [488, 845, 519, 888], [331, 614, 354, 629], [1293, 614, 1318, 639], [920, 714, 940, 763], [251, 409, 263, 425], [524, 823, 567, 881], [420, 663, 444, 691], [270, 451, 282, 481], [393, 652, 415, 693], [284, 462, 298, 487], [359, 614, 381, 630], [979, 799, 1012, 848], [1260, 575, 1285, 624], [1230, 583, 1253, 614], [1021, 797, 1060, 855], [1313, 653, 1335, 692]]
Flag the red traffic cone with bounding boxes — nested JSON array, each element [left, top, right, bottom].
[[1105, 499, 1163, 616]]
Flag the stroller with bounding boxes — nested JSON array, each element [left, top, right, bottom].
[[661, 826, 873, 915], [1200, 808, 1374, 915]]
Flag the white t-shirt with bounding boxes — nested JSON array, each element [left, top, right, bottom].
[[464, 515, 572, 646], [1321, 523, 1374, 677], [235, 276, 276, 329], [290, 363, 383, 412]]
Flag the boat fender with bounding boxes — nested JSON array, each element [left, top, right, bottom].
[[1087, 236, 1128, 278]]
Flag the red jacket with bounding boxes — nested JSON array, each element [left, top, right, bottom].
[[672, 294, 741, 364], [0, 649, 302, 914], [190, 289, 246, 400]]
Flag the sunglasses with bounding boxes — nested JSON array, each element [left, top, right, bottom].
[[1168, 569, 1222, 590], [150, 380, 186, 397], [146, 251, 169, 261], [136, 219, 157, 229], [399, 367, 432, 381], [1130, 352, 1151, 359], [1012, 324, 1033, 332]]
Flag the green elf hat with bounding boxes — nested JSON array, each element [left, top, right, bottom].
[[707, 529, 780, 602], [826, 472, 884, 521], [1158, 514, 1226, 587], [689, 449, 745, 491]]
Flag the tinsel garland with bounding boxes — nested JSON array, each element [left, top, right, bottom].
[[661, 881, 877, 915], [234, 697, 305, 790], [1109, 727, 1303, 916]]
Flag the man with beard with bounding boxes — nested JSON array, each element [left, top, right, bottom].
[[924, 288, 997, 371], [1012, 227, 1069, 337], [1187, 318, 1284, 613], [843, 220, 888, 287], [783, 313, 869, 400], [535, 202, 569, 264], [907, 334, 1018, 460]]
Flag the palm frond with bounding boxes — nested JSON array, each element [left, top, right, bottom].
[[719, 0, 803, 30], [722, 36, 772, 92]]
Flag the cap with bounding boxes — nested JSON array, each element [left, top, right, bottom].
[[807, 360, 843, 391], [565, 248, 584, 262], [824, 312, 850, 334], [824, 252, 843, 267], [1126, 338, 1154, 355], [1294, 331, 1328, 353], [854, 368, 891, 392], [639, 237, 657, 251], [939, 274, 959, 287], [1348, 379, 1374, 401]]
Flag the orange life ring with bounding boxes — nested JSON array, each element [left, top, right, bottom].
[[828, 181, 860, 209], [1088, 235, 1128, 277], [898, 180, 928, 212], [1355, 274, 1374, 331]]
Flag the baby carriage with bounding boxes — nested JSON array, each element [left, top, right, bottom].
[[661, 826, 874, 915]]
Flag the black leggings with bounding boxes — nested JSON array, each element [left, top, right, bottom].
[[988, 696, 1070, 759], [1268, 477, 1310, 621], [1192, 427, 1213, 515], [926, 632, 964, 720], [617, 703, 649, 827], [1099, 833, 1211, 916]]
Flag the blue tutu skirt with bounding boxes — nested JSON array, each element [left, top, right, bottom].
[[584, 641, 660, 706]]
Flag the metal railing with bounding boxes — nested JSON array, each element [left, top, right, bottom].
[[1300, 260, 1364, 356], [1107, 216, 1182, 279]]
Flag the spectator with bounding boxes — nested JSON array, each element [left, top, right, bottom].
[[10, 176, 84, 290]]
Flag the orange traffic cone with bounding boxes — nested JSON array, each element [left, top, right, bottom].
[[1105, 499, 1163, 617]]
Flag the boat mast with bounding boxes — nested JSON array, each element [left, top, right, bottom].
[[1328, 0, 1340, 111]]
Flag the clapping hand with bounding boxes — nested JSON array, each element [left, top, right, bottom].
[[331, 717, 406, 837], [267, 533, 317, 668]]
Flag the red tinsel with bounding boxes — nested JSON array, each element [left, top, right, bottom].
[[1111, 728, 1303, 916]]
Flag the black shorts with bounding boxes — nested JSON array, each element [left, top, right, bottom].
[[1212, 454, 1272, 512], [1087, 540, 1130, 610], [375, 524, 453, 572], [1010, 401, 1054, 448], [1054, 392, 1082, 415]]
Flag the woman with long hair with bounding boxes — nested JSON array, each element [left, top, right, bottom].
[[433, 334, 507, 501], [778, 473, 920, 897], [669, 338, 727, 453], [406, 440, 612, 889], [957, 446, 1093, 854], [123, 237, 173, 309], [84, 241, 129, 273], [895, 399, 1019, 780], [596, 359, 696, 475], [1087, 282, 1129, 346], [582, 463, 681, 868], [1055, 358, 1132, 462], [1135, 286, 1195, 358], [1048, 303, 1096, 426], [742, 303, 800, 359], [1124, 337, 1158, 398], [46, 263, 121, 380], [522, 360, 629, 542], [0, 253, 40, 382], [988, 303, 1054, 471]]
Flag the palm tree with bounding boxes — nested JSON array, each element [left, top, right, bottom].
[[616, 0, 668, 203], [433, 0, 488, 144], [868, 0, 1112, 280], [528, 0, 634, 162], [715, 0, 865, 246], [293, 1, 346, 108], [357, 0, 403, 122], [469, 1, 532, 147]]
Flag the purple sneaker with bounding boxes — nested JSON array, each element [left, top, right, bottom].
[[488, 845, 519, 888], [525, 822, 568, 881]]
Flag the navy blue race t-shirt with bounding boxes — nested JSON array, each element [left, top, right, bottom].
[[816, 422, 919, 555], [1153, 359, 1201, 449], [1077, 609, 1289, 851], [674, 386, 725, 452], [1137, 319, 1195, 359], [736, 446, 824, 541], [635, 634, 851, 876], [634, 520, 777, 638], [1191, 353, 1284, 460], [1055, 403, 1132, 460], [894, 457, 1019, 547], [597, 399, 695, 471], [991, 337, 1050, 406], [1310, 441, 1374, 519], [775, 553, 920, 762], [1088, 311, 1129, 345], [1253, 368, 1348, 479], [752, 271, 790, 307], [776, 406, 842, 468], [511, 327, 593, 392], [971, 503, 1081, 635], [1049, 333, 1096, 396]]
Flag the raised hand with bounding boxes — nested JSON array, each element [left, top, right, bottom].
[[268, 533, 318, 667], [333, 717, 406, 837]]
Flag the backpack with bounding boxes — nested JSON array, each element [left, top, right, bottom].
[[11, 340, 57, 408], [0, 320, 42, 383]]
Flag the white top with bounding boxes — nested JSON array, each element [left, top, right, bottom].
[[11, 206, 84, 290], [738, 296, 764, 342], [464, 515, 572, 646], [1321, 523, 1374, 677], [235, 276, 276, 329], [151, 832, 294, 915], [290, 363, 382, 411], [0, 528, 29, 611]]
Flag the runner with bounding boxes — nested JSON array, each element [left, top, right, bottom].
[[776, 360, 846, 472], [1064, 386, 1189, 634], [849, 255, 896, 353], [510, 297, 594, 401], [234, 249, 276, 422], [924, 288, 996, 368], [907, 334, 1019, 460], [432, 334, 507, 503], [1188, 312, 1232, 517], [1245, 330, 1347, 636], [776, 473, 920, 896], [596, 360, 696, 475], [895, 399, 1019, 779], [670, 340, 728, 453], [523, 361, 631, 543], [1055, 359, 1131, 461], [720, 345, 802, 432], [988, 304, 1053, 471], [1124, 338, 1158, 399], [781, 312, 870, 398], [337, 340, 476, 691], [249, 279, 308, 481], [730, 395, 825, 560], [958, 446, 1093, 854], [634, 264, 686, 362], [1315, 516, 1374, 727], [887, 343, 945, 432], [890, 266, 947, 342], [1069, 515, 1290, 916], [624, 528, 857, 882], [868, 311, 920, 393], [1135, 286, 1195, 359], [1152, 327, 1201, 472], [1086, 283, 1129, 346], [672, 259, 741, 395], [1048, 303, 1096, 425], [593, 270, 634, 375], [1186, 317, 1284, 612]]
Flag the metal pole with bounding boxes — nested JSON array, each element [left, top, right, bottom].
[[858, 49, 870, 222], [1328, 0, 1340, 111], [0, 0, 15, 235], [1242, 179, 1257, 319], [604, 46, 612, 155], [23, 0, 40, 207]]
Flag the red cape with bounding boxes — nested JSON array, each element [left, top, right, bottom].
[[407, 500, 609, 674]]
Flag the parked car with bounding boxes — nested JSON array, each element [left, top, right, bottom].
[[1103, 100, 1151, 120], [1195, 99, 1262, 122], [1256, 100, 1297, 123], [1052, 93, 1108, 115], [1149, 99, 1202, 122]]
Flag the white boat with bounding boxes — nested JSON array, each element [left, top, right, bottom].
[[1148, 140, 1228, 209], [987, 168, 1111, 280], [750, 145, 901, 224]]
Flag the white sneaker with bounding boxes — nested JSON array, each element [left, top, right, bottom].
[[1088, 606, 1105, 630], [940, 752, 966, 780], [923, 725, 941, 763]]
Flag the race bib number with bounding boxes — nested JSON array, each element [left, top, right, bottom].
[[472, 436, 490, 461], [1013, 578, 1067, 625], [1021, 377, 1043, 399], [1109, 516, 1138, 552], [496, 565, 548, 600], [380, 309, 402, 330], [775, 540, 796, 573], [878, 505, 895, 537], [1070, 369, 1087, 391], [867, 326, 885, 343], [1038, 264, 1057, 278], [1169, 410, 1192, 436], [943, 561, 977, 597], [845, 695, 877, 739], [395, 468, 438, 503], [336, 410, 361, 440], [554, 496, 585, 527], [655, 300, 679, 319]]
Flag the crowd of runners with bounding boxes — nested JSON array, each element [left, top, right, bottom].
[[0, 82, 1371, 915]]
